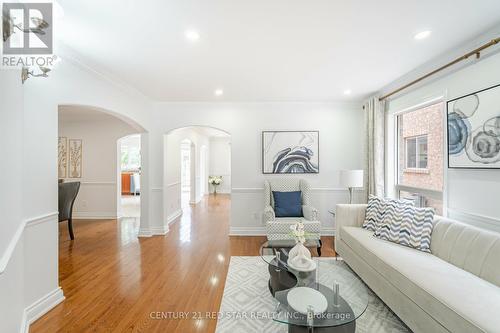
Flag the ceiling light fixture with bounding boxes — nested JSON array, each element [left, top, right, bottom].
[[414, 30, 431, 40], [185, 30, 200, 42], [343, 89, 352, 95], [215, 89, 224, 96]]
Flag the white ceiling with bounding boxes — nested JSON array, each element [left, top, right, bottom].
[[56, 0, 500, 102]]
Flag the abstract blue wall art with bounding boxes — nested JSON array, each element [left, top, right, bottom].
[[447, 84, 500, 168], [262, 131, 319, 174]]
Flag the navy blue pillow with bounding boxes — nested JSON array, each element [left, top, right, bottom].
[[272, 191, 303, 217]]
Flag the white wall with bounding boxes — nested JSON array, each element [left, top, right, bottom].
[[164, 127, 210, 223], [58, 107, 137, 219], [0, 43, 154, 333], [0, 70, 26, 333], [386, 48, 500, 232], [209, 137, 232, 194], [152, 102, 365, 235]]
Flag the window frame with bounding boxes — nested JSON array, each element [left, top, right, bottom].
[[404, 134, 428, 170], [393, 101, 444, 204]]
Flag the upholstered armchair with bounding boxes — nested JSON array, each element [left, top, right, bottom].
[[264, 179, 322, 252]]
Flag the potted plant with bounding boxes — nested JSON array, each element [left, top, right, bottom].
[[208, 176, 223, 195]]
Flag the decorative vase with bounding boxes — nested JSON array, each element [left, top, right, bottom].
[[288, 241, 311, 261]]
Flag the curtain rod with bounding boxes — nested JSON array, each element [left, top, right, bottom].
[[379, 37, 500, 101]]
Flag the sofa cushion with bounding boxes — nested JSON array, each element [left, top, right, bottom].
[[272, 191, 303, 217], [430, 216, 500, 287], [374, 205, 434, 253], [341, 226, 500, 333]]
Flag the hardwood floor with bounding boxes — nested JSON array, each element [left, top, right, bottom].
[[30, 194, 335, 333]]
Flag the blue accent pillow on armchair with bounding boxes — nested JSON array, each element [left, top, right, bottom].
[[272, 191, 303, 217]]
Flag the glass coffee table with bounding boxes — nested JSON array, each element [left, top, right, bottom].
[[260, 240, 369, 332]]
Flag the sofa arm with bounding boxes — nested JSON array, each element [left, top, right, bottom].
[[335, 204, 367, 251], [302, 205, 318, 221], [264, 205, 275, 222]]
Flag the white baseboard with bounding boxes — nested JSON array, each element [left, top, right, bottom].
[[189, 197, 202, 204], [22, 287, 65, 333], [72, 211, 118, 219], [151, 225, 169, 235], [321, 228, 336, 236], [138, 228, 153, 237], [167, 210, 182, 225], [229, 226, 267, 236]]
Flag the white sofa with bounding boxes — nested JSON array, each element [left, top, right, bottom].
[[335, 204, 500, 333]]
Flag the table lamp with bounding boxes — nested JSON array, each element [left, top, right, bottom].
[[339, 170, 364, 204]]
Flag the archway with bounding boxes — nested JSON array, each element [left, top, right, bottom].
[[118, 134, 141, 219], [57, 105, 147, 240], [163, 126, 231, 228]]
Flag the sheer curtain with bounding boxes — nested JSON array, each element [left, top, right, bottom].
[[364, 97, 386, 201]]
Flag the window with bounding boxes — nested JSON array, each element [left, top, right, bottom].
[[121, 146, 141, 171], [396, 102, 444, 214], [405, 135, 428, 169]]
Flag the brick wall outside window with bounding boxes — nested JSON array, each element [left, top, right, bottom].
[[398, 103, 444, 192]]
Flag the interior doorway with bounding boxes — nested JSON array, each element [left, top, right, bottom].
[[164, 126, 231, 229], [200, 145, 208, 196], [118, 134, 141, 218], [181, 139, 194, 208]]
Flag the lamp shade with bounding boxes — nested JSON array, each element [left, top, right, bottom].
[[339, 170, 364, 188]]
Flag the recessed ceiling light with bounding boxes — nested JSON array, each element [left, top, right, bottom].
[[414, 30, 431, 40], [215, 89, 224, 96], [185, 30, 200, 42], [343, 89, 352, 95]]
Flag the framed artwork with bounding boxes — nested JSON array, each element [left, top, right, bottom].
[[58, 137, 68, 178], [262, 131, 319, 174], [447, 83, 500, 169], [68, 139, 83, 178]]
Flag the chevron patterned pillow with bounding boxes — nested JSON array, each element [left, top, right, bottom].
[[363, 196, 414, 232], [374, 205, 435, 253], [362, 195, 385, 231]]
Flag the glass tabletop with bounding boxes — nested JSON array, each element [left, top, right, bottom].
[[259, 240, 369, 328], [260, 239, 321, 270], [273, 261, 369, 327]]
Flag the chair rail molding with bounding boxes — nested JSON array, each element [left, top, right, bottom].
[[0, 211, 58, 275], [78, 181, 116, 186], [165, 181, 181, 188], [231, 187, 364, 193], [447, 208, 500, 233]]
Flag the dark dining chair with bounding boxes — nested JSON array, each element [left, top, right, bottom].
[[58, 181, 81, 240]]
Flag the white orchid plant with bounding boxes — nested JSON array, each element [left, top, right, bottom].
[[290, 221, 306, 244], [208, 176, 223, 194], [208, 176, 222, 185]]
